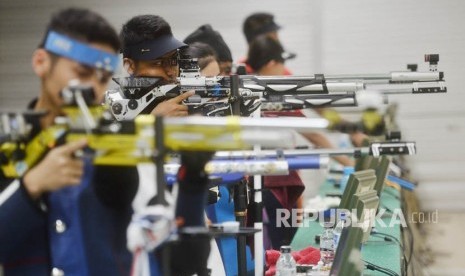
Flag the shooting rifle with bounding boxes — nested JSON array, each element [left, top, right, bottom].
[[105, 54, 446, 120], [0, 84, 329, 179]]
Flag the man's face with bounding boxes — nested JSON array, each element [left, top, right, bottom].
[[128, 50, 179, 84], [40, 42, 115, 112]]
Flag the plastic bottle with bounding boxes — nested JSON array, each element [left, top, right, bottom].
[[319, 222, 335, 265], [338, 133, 351, 149], [340, 166, 354, 194], [333, 212, 347, 250], [276, 245, 297, 276], [314, 260, 325, 276]]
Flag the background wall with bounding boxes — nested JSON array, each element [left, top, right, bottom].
[[1, 0, 464, 210]]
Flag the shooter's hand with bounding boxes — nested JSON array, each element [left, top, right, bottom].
[[151, 90, 194, 117], [23, 139, 87, 199]]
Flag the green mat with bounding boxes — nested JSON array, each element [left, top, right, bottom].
[[290, 182, 403, 275]]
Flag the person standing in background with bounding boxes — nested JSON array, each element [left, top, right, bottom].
[[182, 42, 221, 77], [184, 24, 234, 76], [241, 12, 296, 75], [246, 34, 356, 249]]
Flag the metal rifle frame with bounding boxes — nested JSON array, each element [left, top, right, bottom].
[[230, 74, 252, 276]]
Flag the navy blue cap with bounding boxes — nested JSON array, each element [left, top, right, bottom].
[[248, 21, 281, 42], [243, 13, 281, 43], [123, 34, 187, 60]]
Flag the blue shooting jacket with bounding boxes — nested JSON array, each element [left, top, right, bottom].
[[0, 159, 148, 276]]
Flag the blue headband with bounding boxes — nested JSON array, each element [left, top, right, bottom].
[[44, 31, 119, 73]]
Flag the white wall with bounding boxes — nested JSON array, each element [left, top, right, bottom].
[[1, 0, 464, 210], [317, 1, 465, 211]]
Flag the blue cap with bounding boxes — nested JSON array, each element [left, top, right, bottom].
[[122, 34, 187, 60]]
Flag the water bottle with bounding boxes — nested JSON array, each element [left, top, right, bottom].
[[333, 212, 347, 250], [340, 166, 354, 194], [276, 245, 297, 276], [314, 260, 325, 276], [319, 222, 335, 265], [338, 133, 352, 149]]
